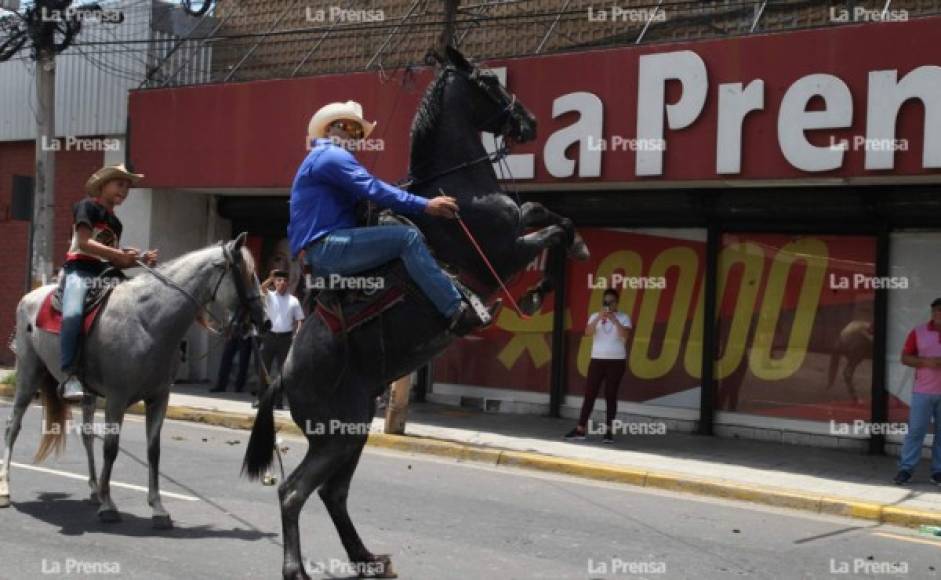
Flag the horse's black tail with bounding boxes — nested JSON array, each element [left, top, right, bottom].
[[242, 376, 280, 480]]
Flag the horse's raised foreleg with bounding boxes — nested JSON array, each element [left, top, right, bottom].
[[280, 444, 338, 580], [319, 434, 395, 578], [145, 391, 172, 529], [512, 226, 568, 315], [80, 396, 99, 503], [0, 353, 48, 508], [96, 399, 126, 523], [519, 202, 589, 261]]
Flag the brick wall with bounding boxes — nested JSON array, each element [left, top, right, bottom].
[[207, 0, 941, 82], [0, 141, 103, 366]]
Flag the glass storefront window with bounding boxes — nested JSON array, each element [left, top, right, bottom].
[[886, 232, 941, 426], [716, 234, 876, 423]]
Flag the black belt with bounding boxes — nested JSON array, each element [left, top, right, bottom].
[[268, 331, 294, 337]]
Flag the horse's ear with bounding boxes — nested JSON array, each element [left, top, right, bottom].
[[233, 232, 248, 250], [425, 48, 445, 66], [445, 45, 472, 72]]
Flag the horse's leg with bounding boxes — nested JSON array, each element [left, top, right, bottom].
[[81, 395, 99, 503], [0, 348, 48, 508], [844, 353, 862, 404], [96, 399, 126, 522], [512, 226, 569, 315], [319, 435, 395, 578], [519, 201, 589, 260], [280, 444, 339, 580], [144, 391, 172, 529]]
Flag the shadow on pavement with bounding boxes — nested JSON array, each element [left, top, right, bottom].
[[14, 492, 278, 541]]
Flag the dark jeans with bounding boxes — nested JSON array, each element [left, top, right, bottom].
[[261, 332, 293, 405], [578, 358, 627, 427], [215, 336, 253, 392]]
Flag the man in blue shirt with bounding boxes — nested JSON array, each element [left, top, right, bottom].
[[289, 101, 495, 335]]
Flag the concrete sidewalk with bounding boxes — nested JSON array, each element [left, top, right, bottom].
[[2, 372, 941, 529]]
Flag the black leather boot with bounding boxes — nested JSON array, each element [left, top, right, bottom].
[[448, 300, 502, 336]]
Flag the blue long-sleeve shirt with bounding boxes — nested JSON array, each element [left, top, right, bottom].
[[288, 138, 429, 257]]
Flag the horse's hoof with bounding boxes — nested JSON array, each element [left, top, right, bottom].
[[357, 554, 396, 578], [0, 495, 10, 509], [152, 515, 173, 529], [97, 509, 121, 523], [283, 567, 311, 580]]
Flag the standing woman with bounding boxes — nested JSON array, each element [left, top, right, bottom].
[[565, 289, 632, 443]]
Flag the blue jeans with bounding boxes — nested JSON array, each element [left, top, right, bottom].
[[60, 266, 96, 372], [898, 392, 941, 474], [305, 226, 462, 318]]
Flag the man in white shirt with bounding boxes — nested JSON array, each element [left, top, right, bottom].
[[257, 269, 305, 409], [565, 289, 632, 443]]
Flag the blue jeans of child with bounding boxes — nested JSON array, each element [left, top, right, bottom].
[[305, 225, 462, 318], [59, 264, 97, 372], [898, 392, 941, 474]]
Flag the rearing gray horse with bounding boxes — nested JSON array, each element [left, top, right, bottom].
[[0, 234, 266, 528]]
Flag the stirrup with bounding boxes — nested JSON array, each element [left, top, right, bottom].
[[58, 375, 86, 403], [449, 299, 501, 336]]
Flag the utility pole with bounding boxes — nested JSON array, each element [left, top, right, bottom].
[[33, 11, 56, 286], [0, 1, 89, 287], [437, 0, 459, 53]]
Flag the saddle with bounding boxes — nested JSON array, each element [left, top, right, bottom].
[[35, 268, 125, 335], [310, 213, 488, 336], [311, 260, 414, 335]]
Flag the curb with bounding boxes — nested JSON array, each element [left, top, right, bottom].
[[2, 383, 941, 529]]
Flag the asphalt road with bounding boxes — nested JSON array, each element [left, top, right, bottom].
[[0, 400, 939, 580]]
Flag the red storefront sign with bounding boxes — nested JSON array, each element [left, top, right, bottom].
[[129, 17, 941, 188]]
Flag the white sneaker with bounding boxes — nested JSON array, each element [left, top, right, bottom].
[[59, 376, 86, 403]]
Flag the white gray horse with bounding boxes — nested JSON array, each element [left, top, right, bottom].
[[0, 234, 266, 528]]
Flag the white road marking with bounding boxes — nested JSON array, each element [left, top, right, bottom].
[[0, 460, 199, 502]]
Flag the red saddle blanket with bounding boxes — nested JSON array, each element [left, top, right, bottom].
[[35, 289, 104, 335], [314, 287, 405, 335]]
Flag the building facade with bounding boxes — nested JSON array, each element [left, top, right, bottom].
[[125, 15, 941, 453]]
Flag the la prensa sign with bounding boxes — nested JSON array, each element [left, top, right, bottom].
[[483, 19, 941, 184]]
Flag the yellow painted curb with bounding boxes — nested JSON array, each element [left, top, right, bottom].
[[498, 450, 647, 486], [368, 433, 504, 465], [4, 384, 941, 529]]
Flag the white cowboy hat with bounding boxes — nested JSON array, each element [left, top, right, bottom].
[[307, 100, 377, 141], [84, 164, 144, 197]]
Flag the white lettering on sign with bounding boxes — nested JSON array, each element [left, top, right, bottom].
[[777, 74, 853, 172], [478, 51, 938, 181], [635, 51, 707, 176], [544, 92, 603, 178], [865, 66, 941, 170], [716, 80, 764, 174]]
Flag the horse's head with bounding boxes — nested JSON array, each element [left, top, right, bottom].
[[211, 233, 269, 334], [436, 46, 537, 143]]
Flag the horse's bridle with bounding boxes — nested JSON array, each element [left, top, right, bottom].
[[213, 243, 267, 334], [137, 243, 266, 336], [402, 65, 524, 189]]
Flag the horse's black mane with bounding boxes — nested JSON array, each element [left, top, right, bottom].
[[409, 67, 449, 146]]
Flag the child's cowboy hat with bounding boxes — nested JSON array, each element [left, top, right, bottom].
[[85, 164, 144, 197], [307, 101, 376, 141]]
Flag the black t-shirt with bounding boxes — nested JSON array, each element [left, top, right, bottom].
[[65, 198, 123, 273]]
